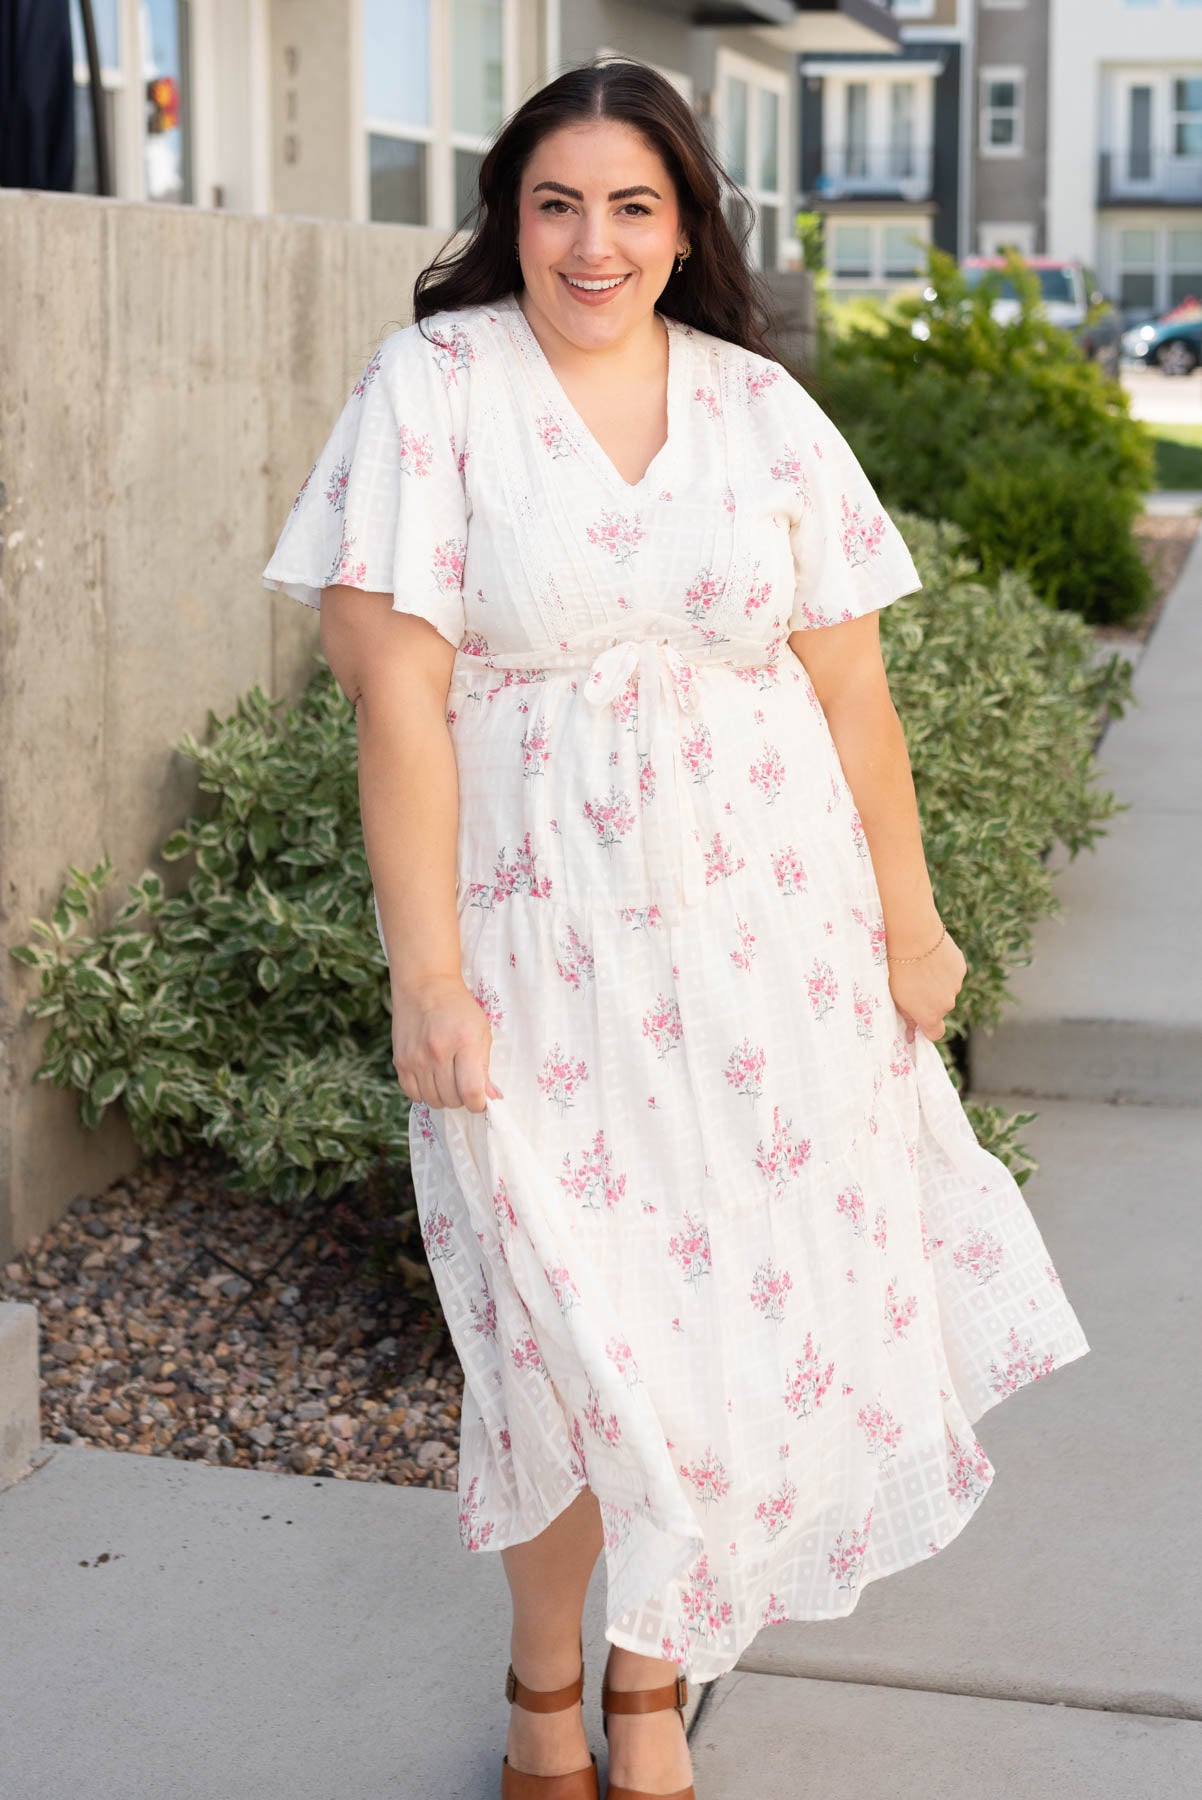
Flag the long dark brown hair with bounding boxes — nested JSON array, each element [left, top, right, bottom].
[[413, 57, 780, 360]]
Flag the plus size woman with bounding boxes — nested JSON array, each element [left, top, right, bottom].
[[262, 58, 1089, 1800]]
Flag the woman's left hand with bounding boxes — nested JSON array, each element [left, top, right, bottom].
[[888, 928, 968, 1043]]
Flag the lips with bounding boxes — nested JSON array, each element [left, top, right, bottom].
[[559, 272, 631, 291]]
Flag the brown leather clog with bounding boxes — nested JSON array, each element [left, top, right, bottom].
[[600, 1652, 696, 1800], [501, 1643, 599, 1799]]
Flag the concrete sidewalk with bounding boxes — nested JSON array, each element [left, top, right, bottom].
[[3, 511, 1200, 1799]]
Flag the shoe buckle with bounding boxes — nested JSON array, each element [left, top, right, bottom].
[[675, 1673, 688, 1709]]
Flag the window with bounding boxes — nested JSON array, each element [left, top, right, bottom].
[[889, 83, 916, 180], [363, 0, 509, 228], [882, 224, 924, 278], [1111, 225, 1202, 316], [831, 223, 872, 279], [70, 0, 191, 202], [892, 1, 935, 15], [1126, 84, 1154, 182], [1171, 77, 1202, 159], [717, 50, 788, 270], [828, 219, 930, 286], [1170, 227, 1202, 305], [980, 68, 1024, 156]]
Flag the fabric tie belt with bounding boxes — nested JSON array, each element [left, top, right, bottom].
[[456, 620, 781, 920]]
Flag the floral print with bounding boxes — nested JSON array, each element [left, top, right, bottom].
[[262, 293, 1090, 1683]]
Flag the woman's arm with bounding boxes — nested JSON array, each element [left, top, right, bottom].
[[788, 614, 966, 1040], [319, 587, 501, 1110]]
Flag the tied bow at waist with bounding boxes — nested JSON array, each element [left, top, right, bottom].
[[456, 624, 779, 920]]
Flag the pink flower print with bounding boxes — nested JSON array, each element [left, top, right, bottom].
[[888, 1031, 916, 1077], [667, 1210, 713, 1285], [722, 483, 735, 515], [761, 1592, 789, 1626], [471, 976, 503, 1030], [559, 1129, 627, 1213], [839, 494, 887, 566], [1045, 1261, 1064, 1288], [953, 1230, 1005, 1285], [850, 809, 868, 857], [771, 846, 807, 897], [749, 1257, 793, 1323], [352, 346, 383, 395], [754, 1475, 798, 1542], [568, 1412, 589, 1484], [499, 1427, 511, 1453], [327, 526, 367, 588], [554, 922, 595, 990], [770, 444, 809, 500], [852, 980, 879, 1042], [754, 1104, 812, 1201], [883, 1279, 918, 1345], [660, 1627, 692, 1669], [946, 1425, 991, 1508], [621, 903, 666, 931], [679, 1446, 732, 1507], [783, 1331, 835, 1419], [858, 1397, 903, 1467], [536, 413, 573, 458], [583, 1380, 622, 1446], [605, 1336, 641, 1386], [428, 322, 475, 384], [744, 568, 774, 619], [836, 1181, 867, 1238], [457, 1473, 495, 1549], [680, 721, 714, 784], [491, 1177, 517, 1248], [537, 1042, 589, 1116], [583, 784, 636, 852], [410, 1098, 437, 1144], [432, 535, 466, 593], [828, 1506, 873, 1593], [291, 461, 317, 512], [511, 1334, 547, 1375], [683, 566, 725, 628], [851, 904, 889, 967], [468, 1266, 498, 1337], [325, 456, 351, 512], [694, 386, 721, 420], [704, 831, 747, 886], [730, 913, 756, 972], [521, 713, 552, 780], [808, 956, 839, 1019], [680, 1551, 734, 1642], [748, 741, 786, 804], [987, 1325, 1056, 1398], [637, 752, 657, 806], [421, 1207, 456, 1263], [745, 364, 781, 401], [397, 423, 434, 477], [724, 1037, 765, 1104], [586, 508, 644, 562], [919, 1206, 944, 1261], [544, 1261, 582, 1315], [872, 1206, 888, 1251], [643, 992, 684, 1059], [601, 1500, 635, 1552], [468, 833, 554, 910]]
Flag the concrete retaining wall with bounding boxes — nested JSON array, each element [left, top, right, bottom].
[[0, 188, 450, 1262]]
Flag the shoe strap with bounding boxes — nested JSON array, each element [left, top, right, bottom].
[[505, 1660, 586, 1712], [601, 1673, 688, 1715]]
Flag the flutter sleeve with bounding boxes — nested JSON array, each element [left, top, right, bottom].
[[261, 323, 468, 649], [765, 366, 923, 633]]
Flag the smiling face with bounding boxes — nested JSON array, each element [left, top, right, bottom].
[[515, 119, 689, 353]]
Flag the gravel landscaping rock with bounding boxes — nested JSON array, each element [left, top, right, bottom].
[[0, 1151, 464, 1489]]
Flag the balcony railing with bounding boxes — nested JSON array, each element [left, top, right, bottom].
[[1098, 148, 1202, 206], [808, 142, 934, 202]]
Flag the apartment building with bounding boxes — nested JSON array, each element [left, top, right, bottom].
[[971, 0, 1049, 258], [1049, 0, 1202, 319], [66, 0, 901, 274]]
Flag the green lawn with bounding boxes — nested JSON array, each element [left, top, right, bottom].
[[1150, 423, 1202, 489]]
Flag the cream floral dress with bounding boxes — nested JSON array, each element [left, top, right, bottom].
[[262, 292, 1090, 1683]]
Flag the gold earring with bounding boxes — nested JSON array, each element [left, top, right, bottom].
[[676, 246, 691, 274]]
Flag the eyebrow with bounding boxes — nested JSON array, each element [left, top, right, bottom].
[[531, 180, 662, 202]]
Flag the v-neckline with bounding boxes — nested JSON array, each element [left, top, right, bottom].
[[500, 290, 682, 497]]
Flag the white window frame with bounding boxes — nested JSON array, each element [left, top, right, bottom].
[[715, 46, 790, 272], [1106, 68, 1202, 201], [355, 0, 519, 230], [979, 65, 1025, 159], [821, 67, 936, 200], [827, 215, 932, 287], [1108, 220, 1202, 314]]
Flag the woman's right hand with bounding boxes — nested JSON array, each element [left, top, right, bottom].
[[391, 974, 503, 1113]]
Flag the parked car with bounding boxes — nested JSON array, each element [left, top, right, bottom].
[[957, 256, 1122, 376], [1121, 301, 1202, 377]]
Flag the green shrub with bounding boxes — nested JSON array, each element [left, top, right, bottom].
[[13, 521, 1131, 1198], [811, 246, 1157, 625]]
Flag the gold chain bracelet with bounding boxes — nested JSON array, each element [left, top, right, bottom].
[[886, 921, 947, 964]]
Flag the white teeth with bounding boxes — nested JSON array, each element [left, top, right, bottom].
[[564, 275, 628, 291]]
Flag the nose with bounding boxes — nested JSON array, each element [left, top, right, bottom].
[[573, 209, 620, 264]]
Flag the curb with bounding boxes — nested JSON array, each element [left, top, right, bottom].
[[0, 1302, 46, 1491]]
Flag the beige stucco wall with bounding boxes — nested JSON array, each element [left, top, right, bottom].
[[0, 187, 450, 1263]]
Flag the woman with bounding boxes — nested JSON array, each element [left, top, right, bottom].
[[262, 57, 1089, 1800]]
